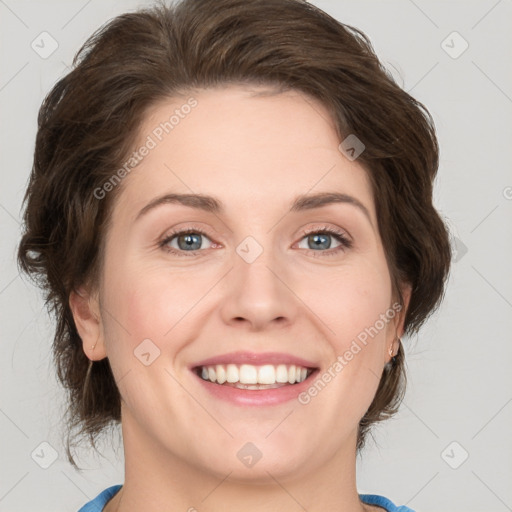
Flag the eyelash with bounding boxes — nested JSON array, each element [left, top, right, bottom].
[[158, 225, 353, 257]]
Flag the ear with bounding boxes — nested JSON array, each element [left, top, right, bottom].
[[386, 282, 412, 364], [69, 286, 107, 361]]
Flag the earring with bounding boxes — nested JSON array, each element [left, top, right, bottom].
[[389, 337, 401, 359]]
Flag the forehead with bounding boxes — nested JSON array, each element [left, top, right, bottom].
[[112, 85, 375, 225]]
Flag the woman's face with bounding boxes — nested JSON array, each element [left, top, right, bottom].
[[82, 85, 408, 482]]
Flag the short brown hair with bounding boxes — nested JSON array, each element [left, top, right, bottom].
[[17, 0, 452, 467]]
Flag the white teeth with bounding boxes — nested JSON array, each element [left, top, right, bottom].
[[288, 365, 296, 384], [198, 363, 311, 386], [216, 364, 227, 384], [258, 365, 276, 385], [226, 364, 239, 383], [276, 364, 289, 383], [239, 364, 258, 384]]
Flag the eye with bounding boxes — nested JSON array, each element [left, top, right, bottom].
[[159, 228, 214, 256], [158, 225, 352, 257], [297, 226, 352, 256]]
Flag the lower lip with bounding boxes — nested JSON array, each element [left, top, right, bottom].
[[193, 370, 318, 406]]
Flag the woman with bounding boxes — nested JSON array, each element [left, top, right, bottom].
[[17, 0, 451, 510]]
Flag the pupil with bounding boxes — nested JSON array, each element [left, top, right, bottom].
[[310, 233, 330, 250]]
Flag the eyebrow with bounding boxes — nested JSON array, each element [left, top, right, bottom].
[[135, 191, 372, 225]]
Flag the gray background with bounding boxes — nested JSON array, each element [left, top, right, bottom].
[[1, 0, 511, 511]]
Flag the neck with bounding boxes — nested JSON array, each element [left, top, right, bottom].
[[105, 408, 369, 512]]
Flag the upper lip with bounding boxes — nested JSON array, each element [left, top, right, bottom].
[[191, 351, 319, 369]]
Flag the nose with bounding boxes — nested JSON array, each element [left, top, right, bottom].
[[218, 242, 299, 332]]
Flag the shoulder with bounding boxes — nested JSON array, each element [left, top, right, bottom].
[[359, 493, 416, 512], [77, 485, 123, 512]]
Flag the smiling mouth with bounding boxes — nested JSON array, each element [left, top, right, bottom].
[[194, 363, 317, 390]]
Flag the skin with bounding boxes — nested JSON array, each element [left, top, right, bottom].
[[70, 85, 411, 512]]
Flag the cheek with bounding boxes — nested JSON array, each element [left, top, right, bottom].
[[311, 261, 393, 401], [99, 263, 197, 411], [102, 258, 213, 356], [293, 268, 392, 435], [308, 258, 393, 345]]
